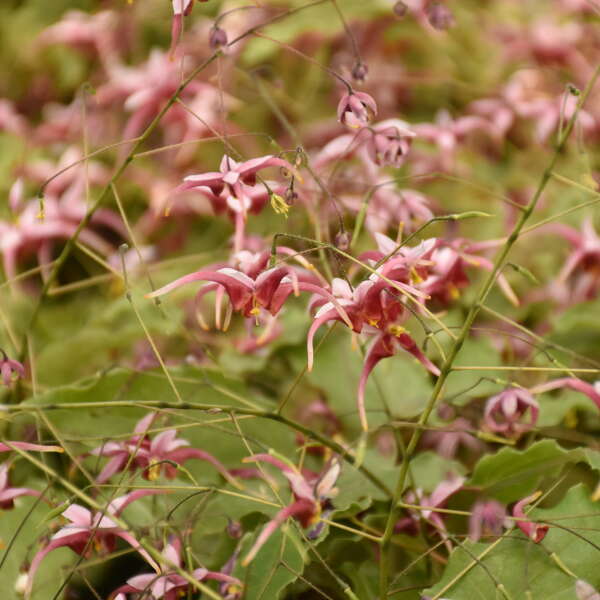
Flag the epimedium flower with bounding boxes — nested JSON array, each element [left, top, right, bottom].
[[412, 109, 493, 171], [110, 536, 242, 600], [1, 350, 25, 387], [364, 119, 416, 168], [396, 474, 465, 551], [89, 413, 239, 487], [483, 387, 539, 437], [337, 91, 378, 129], [26, 490, 166, 598], [1, 165, 124, 284], [545, 218, 600, 305], [240, 454, 340, 565], [421, 238, 519, 307], [512, 492, 549, 543], [171, 154, 297, 252], [468, 499, 508, 542], [306, 239, 439, 430], [146, 259, 353, 330]]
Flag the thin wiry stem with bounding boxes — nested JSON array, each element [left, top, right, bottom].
[[376, 63, 600, 600]]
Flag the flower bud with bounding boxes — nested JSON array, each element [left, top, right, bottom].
[[227, 520, 243, 539], [426, 2, 455, 30], [209, 26, 228, 49], [334, 231, 350, 251], [351, 62, 368, 83], [393, 1, 408, 17]]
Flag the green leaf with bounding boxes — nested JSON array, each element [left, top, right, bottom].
[[236, 524, 307, 600], [469, 440, 600, 503], [424, 484, 600, 599]]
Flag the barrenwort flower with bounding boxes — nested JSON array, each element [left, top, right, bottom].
[[0, 350, 25, 387], [337, 91, 378, 128], [483, 387, 539, 437]]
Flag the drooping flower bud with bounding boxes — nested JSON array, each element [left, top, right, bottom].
[[209, 26, 228, 50], [351, 62, 368, 83], [334, 231, 350, 251], [393, 1, 409, 17], [0, 350, 25, 387], [426, 2, 455, 30], [337, 91, 378, 128]]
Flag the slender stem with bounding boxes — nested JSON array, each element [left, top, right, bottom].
[[6, 443, 224, 600], [376, 64, 600, 600], [18, 0, 333, 370], [3, 400, 392, 497]]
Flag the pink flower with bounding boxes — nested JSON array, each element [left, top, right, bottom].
[[512, 492, 548, 543], [483, 388, 539, 437], [0, 463, 42, 509], [306, 240, 439, 429], [337, 91, 378, 128], [172, 154, 296, 252], [468, 500, 507, 542], [1, 155, 124, 284], [109, 537, 242, 600], [37, 10, 119, 70], [365, 119, 416, 167], [545, 219, 600, 305], [90, 413, 239, 487], [421, 239, 519, 307], [147, 258, 351, 331], [396, 474, 465, 551], [413, 110, 493, 171], [240, 455, 340, 564], [26, 490, 166, 597], [0, 351, 25, 387]]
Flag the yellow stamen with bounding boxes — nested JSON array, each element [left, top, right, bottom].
[[410, 267, 423, 284], [448, 283, 460, 300], [270, 193, 290, 217], [388, 324, 406, 337], [146, 459, 161, 481]]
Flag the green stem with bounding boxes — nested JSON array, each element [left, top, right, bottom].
[[4, 400, 392, 497], [376, 64, 600, 600]]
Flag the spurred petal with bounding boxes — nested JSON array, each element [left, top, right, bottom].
[[512, 493, 548, 543], [242, 499, 315, 565], [0, 441, 63, 454]]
